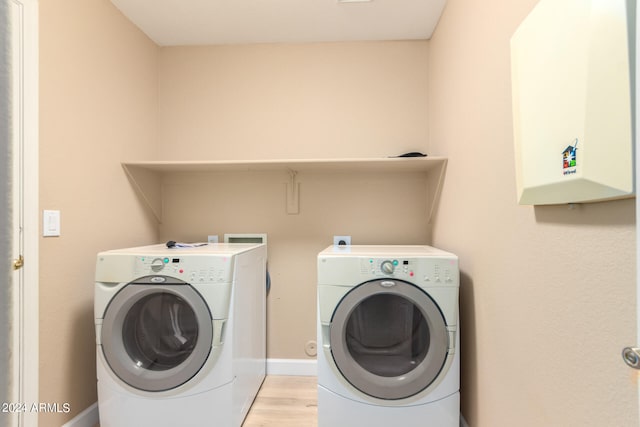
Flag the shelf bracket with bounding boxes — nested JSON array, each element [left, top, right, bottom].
[[122, 164, 163, 223], [426, 158, 448, 224], [286, 169, 300, 215]]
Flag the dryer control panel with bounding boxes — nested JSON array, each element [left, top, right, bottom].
[[132, 255, 234, 284], [359, 258, 457, 284], [311, 255, 456, 287]]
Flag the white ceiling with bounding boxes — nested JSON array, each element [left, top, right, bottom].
[[110, 0, 447, 46]]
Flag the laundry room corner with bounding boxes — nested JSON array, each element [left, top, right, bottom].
[[31, 0, 640, 425], [428, 0, 638, 426], [38, 0, 160, 425], [38, 3, 437, 424]]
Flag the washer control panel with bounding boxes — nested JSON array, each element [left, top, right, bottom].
[[133, 255, 233, 283], [359, 258, 457, 284]]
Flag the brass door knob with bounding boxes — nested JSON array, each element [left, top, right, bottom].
[[13, 255, 24, 270]]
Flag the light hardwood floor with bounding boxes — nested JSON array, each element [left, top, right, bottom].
[[94, 375, 317, 427], [243, 376, 318, 426]]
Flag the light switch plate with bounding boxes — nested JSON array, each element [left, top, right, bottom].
[[43, 210, 60, 237]]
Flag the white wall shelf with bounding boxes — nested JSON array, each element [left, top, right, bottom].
[[122, 157, 448, 224]]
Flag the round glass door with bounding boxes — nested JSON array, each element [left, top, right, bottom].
[[330, 279, 449, 400], [101, 276, 213, 392]]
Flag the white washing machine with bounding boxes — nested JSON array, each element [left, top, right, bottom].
[[317, 245, 460, 427], [94, 243, 267, 427]]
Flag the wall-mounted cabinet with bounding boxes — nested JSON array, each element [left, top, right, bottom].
[[510, 0, 634, 205], [122, 157, 448, 224]]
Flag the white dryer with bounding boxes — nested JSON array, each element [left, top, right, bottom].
[[94, 243, 267, 427], [317, 245, 460, 427]]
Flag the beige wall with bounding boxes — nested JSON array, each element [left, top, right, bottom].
[[156, 42, 433, 358], [39, 0, 159, 425], [428, 0, 637, 426], [157, 42, 430, 160]]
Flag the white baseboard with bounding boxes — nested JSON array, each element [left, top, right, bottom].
[[266, 358, 317, 376], [61, 402, 98, 427]]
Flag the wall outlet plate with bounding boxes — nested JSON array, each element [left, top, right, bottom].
[[333, 235, 351, 246], [207, 235, 219, 243]]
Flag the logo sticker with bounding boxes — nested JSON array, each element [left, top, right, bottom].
[[562, 138, 578, 175]]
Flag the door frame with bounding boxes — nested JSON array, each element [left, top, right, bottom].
[[631, 0, 640, 417], [10, 0, 38, 426]]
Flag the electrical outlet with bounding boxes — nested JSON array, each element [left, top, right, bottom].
[[333, 235, 351, 246], [207, 235, 219, 243]]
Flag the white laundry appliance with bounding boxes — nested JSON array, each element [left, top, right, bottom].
[[317, 245, 460, 427], [94, 243, 267, 427]]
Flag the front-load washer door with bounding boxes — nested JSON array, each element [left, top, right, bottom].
[[101, 275, 213, 392], [330, 279, 449, 400]]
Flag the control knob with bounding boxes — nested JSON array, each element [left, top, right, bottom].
[[150, 258, 165, 272], [380, 260, 395, 275]]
